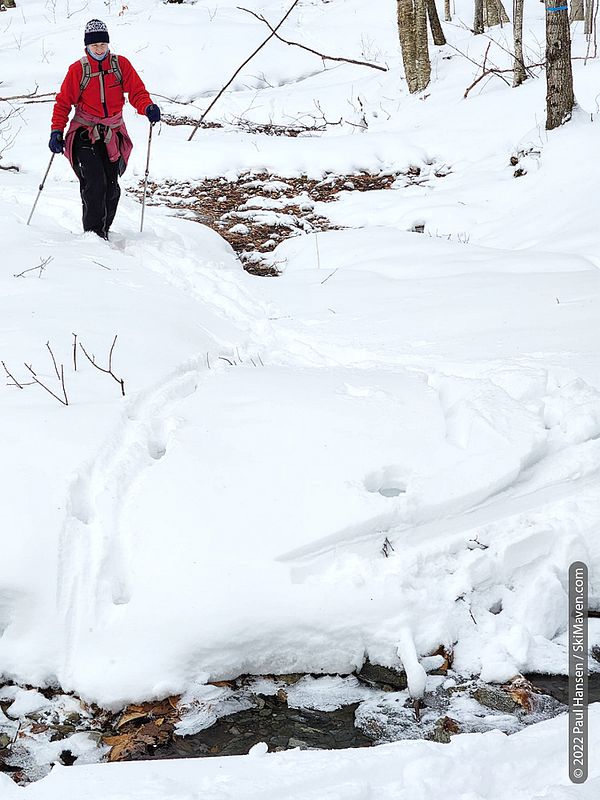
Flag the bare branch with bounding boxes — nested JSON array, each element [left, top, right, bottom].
[[2, 360, 24, 389], [14, 256, 53, 278], [320, 268, 338, 284], [23, 362, 68, 405], [188, 0, 302, 141], [79, 335, 126, 396], [238, 6, 387, 72], [72, 333, 78, 372], [0, 86, 54, 102], [46, 341, 60, 380]]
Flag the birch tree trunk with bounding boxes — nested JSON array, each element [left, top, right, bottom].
[[415, 0, 432, 90], [546, 1, 574, 129], [485, 0, 500, 25], [584, 0, 594, 34], [513, 0, 527, 85], [570, 0, 584, 21], [474, 0, 484, 33], [444, 0, 452, 21], [427, 0, 447, 45], [397, 0, 431, 93]]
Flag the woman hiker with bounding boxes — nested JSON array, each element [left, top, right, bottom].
[[48, 19, 161, 240]]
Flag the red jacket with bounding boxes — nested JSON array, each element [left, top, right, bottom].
[[51, 52, 153, 132]]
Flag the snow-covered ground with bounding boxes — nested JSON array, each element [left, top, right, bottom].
[[1, 0, 600, 795], [1, 705, 599, 799]]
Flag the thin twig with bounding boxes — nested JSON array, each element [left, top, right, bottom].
[[238, 6, 387, 72], [23, 362, 68, 405], [79, 335, 126, 396], [72, 333, 78, 372], [2, 360, 24, 389], [14, 256, 53, 278], [46, 341, 60, 380], [188, 0, 302, 141], [321, 268, 338, 284], [219, 356, 235, 366]]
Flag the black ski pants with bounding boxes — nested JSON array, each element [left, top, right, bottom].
[[72, 127, 121, 238]]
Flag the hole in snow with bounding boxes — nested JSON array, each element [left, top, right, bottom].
[[148, 441, 167, 460], [489, 600, 503, 615], [364, 467, 409, 498], [378, 485, 404, 498]]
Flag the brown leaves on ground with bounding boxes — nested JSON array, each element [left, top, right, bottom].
[[127, 170, 421, 276], [503, 676, 537, 712], [103, 696, 180, 762]]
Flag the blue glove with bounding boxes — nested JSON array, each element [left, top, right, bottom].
[[49, 130, 64, 154], [145, 104, 161, 124]]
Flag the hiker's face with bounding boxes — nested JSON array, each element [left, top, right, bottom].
[[89, 42, 108, 57]]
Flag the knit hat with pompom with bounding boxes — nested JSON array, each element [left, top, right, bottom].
[[84, 19, 109, 46]]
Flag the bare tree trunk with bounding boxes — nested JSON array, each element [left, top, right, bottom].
[[513, 0, 527, 85], [474, 0, 484, 33], [485, 0, 500, 25], [3, 0, 17, 7], [415, 0, 432, 89], [427, 0, 447, 44], [444, 0, 452, 21], [397, 0, 418, 92], [585, 0, 594, 34], [546, 1, 574, 129], [397, 0, 431, 93], [484, 0, 510, 25], [570, 0, 584, 21]]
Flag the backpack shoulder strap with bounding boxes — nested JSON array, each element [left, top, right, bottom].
[[79, 55, 92, 93], [110, 54, 123, 85]]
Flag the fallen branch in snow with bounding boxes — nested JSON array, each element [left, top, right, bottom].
[[79, 334, 126, 396], [188, 0, 302, 141], [0, 86, 54, 102], [320, 268, 338, 284], [14, 255, 53, 278], [381, 536, 394, 557], [238, 6, 388, 73]]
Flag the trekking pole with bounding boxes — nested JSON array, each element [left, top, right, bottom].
[[140, 123, 154, 233], [27, 153, 56, 226]]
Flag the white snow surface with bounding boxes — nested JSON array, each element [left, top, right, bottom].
[[1, 0, 600, 793]]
